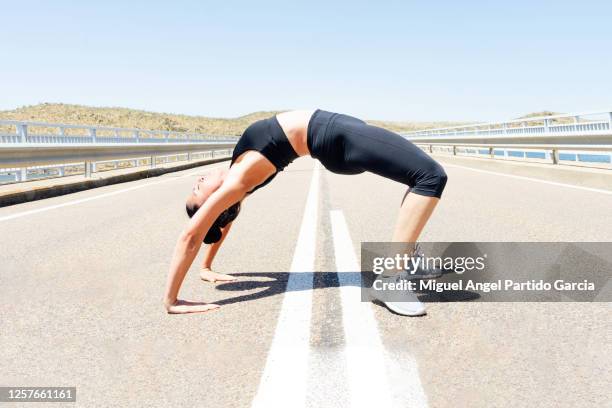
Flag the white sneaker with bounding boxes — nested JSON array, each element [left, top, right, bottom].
[[371, 272, 427, 316], [383, 298, 427, 316]]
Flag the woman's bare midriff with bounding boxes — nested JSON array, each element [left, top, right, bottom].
[[275, 109, 316, 157]]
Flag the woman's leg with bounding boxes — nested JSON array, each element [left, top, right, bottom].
[[334, 117, 448, 242], [334, 115, 448, 264], [329, 115, 448, 316], [392, 193, 440, 243]]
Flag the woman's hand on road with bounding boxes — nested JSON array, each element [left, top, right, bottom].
[[200, 267, 237, 283], [165, 299, 220, 314]]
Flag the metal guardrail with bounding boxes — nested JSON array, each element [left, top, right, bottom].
[[0, 120, 232, 144], [402, 111, 612, 140], [402, 111, 612, 167], [0, 120, 238, 183]]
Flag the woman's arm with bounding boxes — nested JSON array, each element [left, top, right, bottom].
[[199, 221, 239, 282], [202, 221, 234, 270], [163, 173, 247, 313]]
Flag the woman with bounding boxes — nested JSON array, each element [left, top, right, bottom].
[[163, 109, 448, 315]]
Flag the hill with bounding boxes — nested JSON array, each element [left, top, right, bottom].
[[0, 103, 465, 135]]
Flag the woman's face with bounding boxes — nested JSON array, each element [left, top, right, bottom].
[[186, 168, 228, 209]]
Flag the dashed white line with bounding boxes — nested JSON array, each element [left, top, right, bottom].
[[0, 165, 225, 223], [251, 163, 320, 408], [330, 209, 428, 408]]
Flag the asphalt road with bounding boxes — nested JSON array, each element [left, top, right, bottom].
[[1, 156, 611, 407]]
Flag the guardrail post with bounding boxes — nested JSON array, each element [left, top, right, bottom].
[[59, 166, 65, 177], [187, 152, 192, 161], [89, 128, 97, 143], [17, 123, 28, 143], [133, 130, 140, 143], [19, 168, 27, 181], [165, 132, 169, 143], [151, 156, 156, 168], [452, 146, 457, 156], [84, 161, 92, 177], [608, 112, 612, 132], [551, 149, 559, 164], [544, 119, 549, 133]]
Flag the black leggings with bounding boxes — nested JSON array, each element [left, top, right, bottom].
[[307, 109, 448, 198]]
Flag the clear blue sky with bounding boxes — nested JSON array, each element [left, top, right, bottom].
[[1, 0, 611, 122]]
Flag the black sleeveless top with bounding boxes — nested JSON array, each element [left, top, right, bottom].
[[230, 114, 299, 194]]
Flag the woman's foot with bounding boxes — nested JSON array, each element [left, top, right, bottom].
[[165, 299, 220, 314], [370, 273, 427, 316], [200, 267, 237, 283]]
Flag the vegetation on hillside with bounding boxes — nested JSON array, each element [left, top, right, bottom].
[[0, 103, 466, 135], [1, 103, 574, 135]]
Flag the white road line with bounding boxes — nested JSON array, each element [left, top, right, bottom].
[[443, 163, 612, 195], [251, 163, 319, 408], [0, 165, 225, 223], [330, 210, 428, 408]]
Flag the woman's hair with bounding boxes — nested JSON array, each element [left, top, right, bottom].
[[185, 201, 241, 244]]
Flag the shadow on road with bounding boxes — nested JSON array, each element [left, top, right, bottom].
[[212, 271, 480, 306]]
